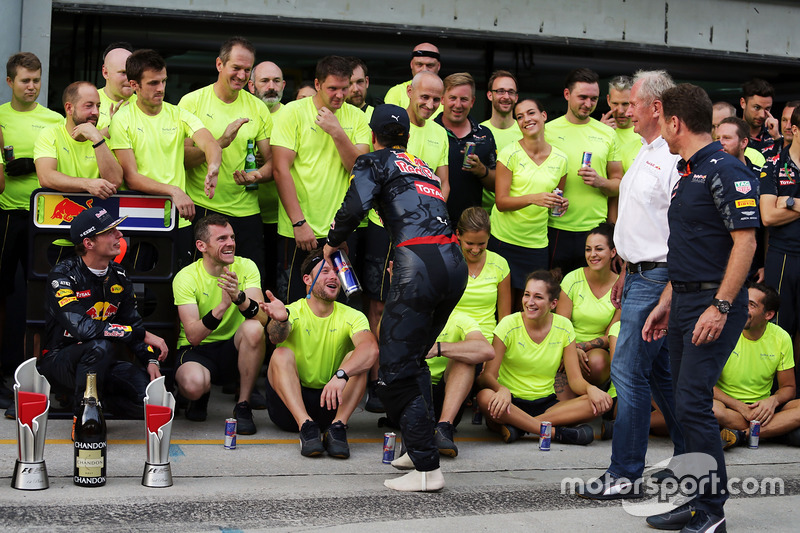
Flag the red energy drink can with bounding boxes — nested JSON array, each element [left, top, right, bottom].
[[550, 188, 565, 217], [331, 250, 362, 297], [3, 146, 13, 162], [749, 420, 761, 449], [382, 432, 396, 463], [462, 141, 477, 168], [581, 151, 592, 167], [225, 418, 237, 449], [539, 421, 552, 451]]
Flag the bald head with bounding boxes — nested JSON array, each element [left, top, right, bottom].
[[406, 72, 443, 124], [249, 61, 285, 110], [102, 48, 134, 101], [410, 42, 440, 76]]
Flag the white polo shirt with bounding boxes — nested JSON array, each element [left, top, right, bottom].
[[614, 136, 681, 264]]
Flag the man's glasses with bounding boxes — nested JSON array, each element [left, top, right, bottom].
[[491, 89, 518, 96]]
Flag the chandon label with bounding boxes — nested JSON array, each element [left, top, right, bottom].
[[75, 441, 107, 450]]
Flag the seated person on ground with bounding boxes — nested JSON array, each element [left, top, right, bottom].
[[714, 283, 800, 448], [39, 207, 168, 425], [266, 249, 378, 459], [173, 214, 268, 435], [476, 270, 612, 445]]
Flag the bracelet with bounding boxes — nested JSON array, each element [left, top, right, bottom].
[[148, 358, 160, 368], [479, 166, 489, 179], [240, 298, 259, 319], [202, 310, 222, 330], [233, 290, 246, 306], [292, 219, 306, 228], [437, 342, 442, 357], [92, 138, 106, 149]]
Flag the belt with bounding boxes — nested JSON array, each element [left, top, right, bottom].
[[626, 261, 668, 274], [396, 234, 458, 248], [671, 281, 721, 293]]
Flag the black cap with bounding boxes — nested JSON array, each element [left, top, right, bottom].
[[70, 206, 127, 243], [368, 104, 410, 137]]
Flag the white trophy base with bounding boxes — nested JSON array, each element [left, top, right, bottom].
[[142, 462, 172, 488], [11, 460, 49, 490]]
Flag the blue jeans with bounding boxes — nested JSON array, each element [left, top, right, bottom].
[[608, 268, 685, 481], [668, 287, 747, 517]]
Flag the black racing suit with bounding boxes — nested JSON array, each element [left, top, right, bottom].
[[328, 147, 467, 472], [38, 255, 153, 417]]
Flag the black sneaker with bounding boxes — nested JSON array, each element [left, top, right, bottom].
[[575, 472, 642, 500], [185, 392, 210, 422], [249, 387, 267, 410], [323, 421, 350, 459], [554, 423, 594, 445], [500, 424, 522, 443], [720, 428, 746, 450], [649, 467, 678, 484], [680, 510, 726, 533], [365, 380, 385, 413], [600, 419, 614, 440], [233, 401, 257, 435], [434, 421, 458, 457], [645, 502, 695, 530], [299, 419, 325, 457]]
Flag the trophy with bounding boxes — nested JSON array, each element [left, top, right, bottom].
[[142, 376, 175, 488], [11, 358, 51, 490]]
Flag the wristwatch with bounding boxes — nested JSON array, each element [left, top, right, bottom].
[[712, 298, 731, 314], [334, 369, 349, 381], [233, 290, 246, 306], [786, 197, 795, 209], [292, 219, 306, 227]]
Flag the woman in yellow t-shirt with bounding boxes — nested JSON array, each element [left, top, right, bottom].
[[476, 270, 612, 444], [490, 98, 568, 309], [555, 223, 620, 392], [454, 207, 511, 342]]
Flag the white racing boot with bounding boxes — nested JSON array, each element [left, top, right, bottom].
[[390, 452, 414, 470], [384, 468, 444, 492]]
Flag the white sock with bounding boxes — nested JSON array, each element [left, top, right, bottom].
[[384, 468, 444, 492]]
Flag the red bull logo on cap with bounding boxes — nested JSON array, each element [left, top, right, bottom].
[[51, 198, 93, 223]]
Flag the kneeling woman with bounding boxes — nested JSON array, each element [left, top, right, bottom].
[[476, 270, 611, 444]]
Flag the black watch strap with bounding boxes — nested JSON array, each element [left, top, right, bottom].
[[335, 369, 349, 381], [233, 290, 247, 306], [292, 219, 306, 227], [712, 298, 731, 314]]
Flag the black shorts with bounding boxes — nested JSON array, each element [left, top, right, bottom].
[[361, 221, 393, 301], [175, 339, 238, 384], [489, 236, 547, 290], [511, 393, 559, 418], [264, 378, 336, 432], [547, 227, 591, 275], [0, 209, 28, 298]]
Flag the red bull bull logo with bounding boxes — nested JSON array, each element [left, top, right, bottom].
[[52, 198, 93, 223], [85, 302, 118, 320]]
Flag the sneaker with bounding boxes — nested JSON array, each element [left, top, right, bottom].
[[434, 421, 458, 457], [185, 392, 210, 422], [600, 419, 614, 441], [323, 421, 350, 459], [649, 467, 678, 485], [233, 401, 257, 435], [646, 502, 695, 530], [720, 428, 746, 450], [575, 472, 642, 500], [500, 424, 522, 443], [365, 380, 385, 413], [299, 419, 325, 457], [680, 509, 726, 533], [554, 423, 594, 445], [249, 387, 267, 410]]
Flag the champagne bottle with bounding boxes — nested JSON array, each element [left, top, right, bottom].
[[74, 372, 107, 487], [244, 139, 258, 191]]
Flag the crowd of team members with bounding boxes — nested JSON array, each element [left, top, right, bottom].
[[2, 37, 800, 484]]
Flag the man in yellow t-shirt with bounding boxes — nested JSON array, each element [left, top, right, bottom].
[[109, 49, 221, 268], [96, 43, 137, 135], [714, 284, 800, 448], [35, 81, 122, 198], [179, 37, 274, 285], [266, 250, 378, 458], [345, 57, 374, 119], [384, 42, 441, 112], [173, 215, 271, 435], [545, 68, 623, 274], [599, 75, 641, 174], [271, 55, 371, 302], [0, 52, 62, 347]]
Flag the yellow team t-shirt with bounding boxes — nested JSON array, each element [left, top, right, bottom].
[[97, 88, 137, 132], [560, 267, 618, 342], [0, 102, 63, 210], [615, 126, 642, 174], [278, 298, 370, 389], [34, 123, 105, 179], [109, 102, 205, 228], [173, 257, 262, 347], [545, 116, 620, 231], [427, 311, 482, 385], [178, 85, 273, 217], [490, 141, 568, 249], [258, 106, 284, 225], [480, 120, 522, 212], [716, 322, 795, 403], [270, 98, 371, 238], [493, 312, 575, 400], [607, 321, 620, 399], [453, 250, 510, 342]]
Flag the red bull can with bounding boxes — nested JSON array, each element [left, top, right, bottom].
[[382, 432, 396, 463], [462, 141, 477, 168], [581, 151, 592, 167], [3, 146, 13, 162], [550, 188, 565, 217], [331, 250, 362, 297], [539, 421, 552, 451], [225, 418, 237, 449], [749, 420, 761, 449]]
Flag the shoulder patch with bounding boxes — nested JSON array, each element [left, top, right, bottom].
[[58, 296, 77, 307], [55, 289, 74, 298], [110, 284, 124, 294]]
